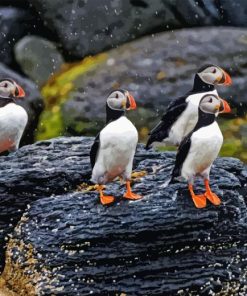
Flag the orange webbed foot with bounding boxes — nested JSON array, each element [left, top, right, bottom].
[[124, 191, 142, 200], [204, 191, 221, 206], [100, 195, 115, 205], [124, 180, 142, 201], [204, 179, 221, 206], [188, 184, 206, 208], [191, 194, 207, 208]]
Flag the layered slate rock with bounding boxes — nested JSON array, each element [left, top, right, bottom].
[[0, 137, 246, 295], [0, 136, 152, 272], [56, 27, 247, 136], [0, 63, 44, 145]]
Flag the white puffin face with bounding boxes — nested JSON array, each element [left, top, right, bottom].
[[0, 79, 25, 99], [106, 89, 137, 111], [199, 94, 222, 114], [0, 80, 16, 98], [197, 65, 232, 86], [107, 90, 127, 110]]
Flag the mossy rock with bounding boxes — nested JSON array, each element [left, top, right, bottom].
[[37, 27, 247, 162]]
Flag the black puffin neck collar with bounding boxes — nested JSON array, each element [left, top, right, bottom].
[[106, 104, 125, 124], [192, 74, 215, 93], [0, 96, 15, 107], [194, 109, 216, 132]]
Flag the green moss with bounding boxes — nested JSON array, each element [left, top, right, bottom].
[[36, 54, 108, 141], [36, 107, 63, 141]]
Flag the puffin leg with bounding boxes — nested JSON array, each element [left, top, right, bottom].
[[188, 184, 206, 208], [204, 179, 221, 206], [124, 181, 142, 200], [96, 185, 115, 205]]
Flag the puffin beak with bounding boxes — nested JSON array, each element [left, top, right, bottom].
[[219, 99, 231, 113], [15, 83, 25, 98], [217, 69, 232, 86], [222, 70, 232, 86], [126, 94, 137, 110]]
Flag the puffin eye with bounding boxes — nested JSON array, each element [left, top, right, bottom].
[[115, 93, 119, 99], [4, 83, 8, 88], [209, 98, 213, 103], [212, 68, 216, 74]]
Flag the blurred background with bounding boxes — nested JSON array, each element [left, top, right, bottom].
[[0, 0, 247, 162]]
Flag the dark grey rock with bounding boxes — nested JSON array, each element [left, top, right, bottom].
[[26, 0, 247, 60], [0, 7, 34, 66], [26, 0, 180, 59], [0, 136, 153, 271], [14, 36, 64, 87], [0, 63, 44, 144], [60, 27, 247, 135], [0, 136, 246, 295]]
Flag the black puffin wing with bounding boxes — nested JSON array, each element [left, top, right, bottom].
[[90, 133, 100, 169], [146, 96, 187, 148], [172, 134, 192, 179], [165, 95, 187, 113]]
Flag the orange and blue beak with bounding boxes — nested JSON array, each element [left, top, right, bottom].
[[14, 83, 25, 98], [219, 99, 231, 113], [219, 69, 232, 86], [126, 93, 137, 110], [222, 70, 232, 86]]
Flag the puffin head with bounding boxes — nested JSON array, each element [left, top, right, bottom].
[[0, 79, 25, 99], [199, 94, 231, 115], [197, 64, 232, 86], [106, 89, 136, 111]]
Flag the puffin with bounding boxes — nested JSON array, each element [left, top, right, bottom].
[[0, 78, 27, 153], [171, 94, 231, 208], [146, 64, 232, 149], [90, 89, 142, 205]]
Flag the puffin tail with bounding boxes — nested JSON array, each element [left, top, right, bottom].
[[145, 136, 153, 150]]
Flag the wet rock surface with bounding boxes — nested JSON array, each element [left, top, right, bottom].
[[0, 137, 246, 295], [0, 63, 44, 144], [0, 136, 151, 272], [58, 27, 247, 135]]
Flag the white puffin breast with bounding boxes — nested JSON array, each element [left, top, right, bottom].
[[93, 116, 138, 181], [181, 121, 223, 180], [169, 89, 218, 145], [0, 103, 28, 152]]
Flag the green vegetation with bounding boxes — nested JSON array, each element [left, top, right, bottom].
[[36, 53, 108, 140]]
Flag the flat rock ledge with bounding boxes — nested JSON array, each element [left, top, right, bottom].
[[0, 137, 246, 295]]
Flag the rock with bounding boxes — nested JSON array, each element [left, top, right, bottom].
[[0, 7, 34, 66], [0, 136, 246, 295], [218, 0, 247, 26], [0, 63, 44, 144], [40, 27, 247, 139], [0, 136, 152, 271], [27, 0, 247, 60], [14, 36, 64, 87], [26, 0, 179, 59]]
